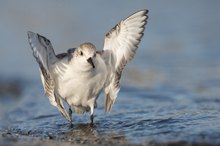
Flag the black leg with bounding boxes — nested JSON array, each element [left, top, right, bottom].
[[69, 108, 73, 128], [69, 108, 72, 119], [90, 114, 94, 126], [90, 106, 95, 127]]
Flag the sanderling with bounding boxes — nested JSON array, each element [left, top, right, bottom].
[[27, 9, 148, 124]]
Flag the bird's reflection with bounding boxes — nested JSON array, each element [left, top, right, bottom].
[[64, 123, 99, 141], [63, 122, 126, 143]]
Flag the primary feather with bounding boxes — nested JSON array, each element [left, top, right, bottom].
[[103, 10, 148, 112], [28, 31, 71, 121]]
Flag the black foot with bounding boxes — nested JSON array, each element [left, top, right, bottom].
[[69, 122, 73, 128]]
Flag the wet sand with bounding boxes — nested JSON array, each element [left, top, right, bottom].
[[0, 131, 129, 146], [0, 132, 216, 146]]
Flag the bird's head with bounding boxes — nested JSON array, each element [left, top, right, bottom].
[[74, 42, 96, 69]]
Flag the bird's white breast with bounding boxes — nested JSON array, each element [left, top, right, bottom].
[[53, 55, 107, 107]]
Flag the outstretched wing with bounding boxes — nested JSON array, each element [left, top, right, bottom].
[[27, 31, 57, 72], [102, 10, 149, 112], [27, 31, 71, 121]]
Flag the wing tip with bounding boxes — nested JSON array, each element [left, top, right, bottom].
[[138, 9, 149, 15], [137, 9, 149, 23], [138, 9, 148, 14], [143, 9, 149, 14], [123, 9, 149, 31], [27, 30, 34, 35], [132, 9, 149, 17], [105, 94, 114, 112], [27, 31, 38, 40], [27, 31, 35, 51], [137, 9, 149, 39], [27, 31, 38, 44]]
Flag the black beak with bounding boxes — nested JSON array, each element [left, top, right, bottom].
[[87, 57, 95, 68]]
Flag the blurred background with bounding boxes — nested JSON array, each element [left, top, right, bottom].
[[0, 0, 220, 94], [0, 0, 220, 145]]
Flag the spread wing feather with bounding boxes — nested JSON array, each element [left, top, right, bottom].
[[103, 10, 149, 112], [27, 31, 71, 121]]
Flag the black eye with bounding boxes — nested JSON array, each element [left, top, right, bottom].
[[80, 51, 83, 56]]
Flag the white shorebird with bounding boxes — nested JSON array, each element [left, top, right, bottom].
[[28, 10, 148, 124]]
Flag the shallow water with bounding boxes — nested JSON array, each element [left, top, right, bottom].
[[1, 0, 220, 145], [1, 81, 220, 145]]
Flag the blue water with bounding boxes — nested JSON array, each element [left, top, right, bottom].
[[0, 0, 220, 145]]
